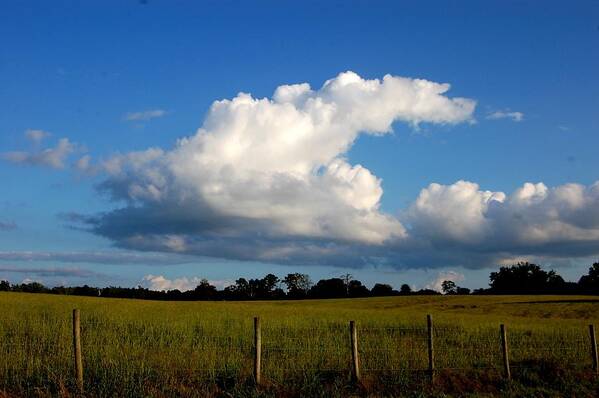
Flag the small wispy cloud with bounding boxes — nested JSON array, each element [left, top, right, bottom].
[[124, 109, 167, 121], [25, 129, 51, 145], [0, 250, 196, 265], [0, 221, 17, 231], [558, 125, 571, 132], [0, 266, 99, 278], [1, 131, 79, 169], [486, 110, 524, 122]]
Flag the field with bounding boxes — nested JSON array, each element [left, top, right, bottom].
[[2, 292, 599, 397]]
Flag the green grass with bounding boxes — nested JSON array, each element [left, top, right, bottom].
[[1, 292, 599, 397]]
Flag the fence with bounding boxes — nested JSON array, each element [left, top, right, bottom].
[[1, 310, 598, 395]]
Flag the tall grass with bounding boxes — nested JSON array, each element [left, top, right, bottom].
[[1, 292, 598, 396]]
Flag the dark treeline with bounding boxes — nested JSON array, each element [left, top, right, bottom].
[[1, 262, 598, 301]]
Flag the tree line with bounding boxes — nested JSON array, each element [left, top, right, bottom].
[[1, 262, 598, 301]]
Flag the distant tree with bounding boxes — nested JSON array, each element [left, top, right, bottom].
[[17, 282, 47, 293], [456, 287, 471, 295], [340, 273, 354, 295], [579, 262, 599, 293], [165, 289, 183, 300], [72, 285, 100, 296], [271, 287, 286, 299], [400, 284, 412, 295], [194, 279, 217, 299], [233, 278, 251, 299], [371, 283, 394, 296], [347, 280, 369, 297], [441, 280, 458, 295], [489, 262, 566, 294], [257, 274, 280, 298], [310, 278, 346, 298], [0, 280, 10, 291], [283, 273, 312, 298]]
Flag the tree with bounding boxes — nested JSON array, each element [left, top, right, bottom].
[[72, 285, 100, 296], [371, 283, 393, 296], [17, 281, 47, 293], [340, 273, 353, 296], [400, 284, 412, 295], [0, 280, 10, 291], [441, 280, 457, 295], [489, 262, 566, 294], [579, 262, 599, 293], [309, 278, 346, 298], [257, 274, 280, 298], [456, 287, 471, 295], [347, 280, 369, 297], [232, 278, 251, 299], [283, 273, 312, 298], [194, 279, 217, 299]]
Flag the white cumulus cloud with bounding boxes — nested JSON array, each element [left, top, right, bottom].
[[407, 180, 599, 258], [75, 71, 475, 265], [54, 71, 599, 269]]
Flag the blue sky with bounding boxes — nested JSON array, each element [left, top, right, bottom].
[[1, 1, 598, 292]]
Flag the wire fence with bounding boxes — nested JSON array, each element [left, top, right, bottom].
[[0, 311, 598, 394]]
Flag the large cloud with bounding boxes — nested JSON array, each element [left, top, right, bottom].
[[406, 180, 599, 260], [58, 71, 599, 268], [74, 71, 475, 265]]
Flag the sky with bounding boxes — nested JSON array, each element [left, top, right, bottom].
[[1, 0, 598, 292]]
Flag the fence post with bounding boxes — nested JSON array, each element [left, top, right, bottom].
[[253, 317, 261, 386], [350, 320, 360, 382], [427, 314, 434, 382], [590, 324, 598, 375], [500, 324, 511, 380], [72, 309, 83, 394]]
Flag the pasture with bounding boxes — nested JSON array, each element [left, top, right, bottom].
[[1, 292, 599, 397]]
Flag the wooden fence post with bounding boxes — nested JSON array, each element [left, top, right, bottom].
[[427, 314, 434, 382], [253, 317, 261, 386], [72, 309, 83, 394], [350, 320, 360, 382], [500, 324, 511, 380], [590, 324, 598, 375]]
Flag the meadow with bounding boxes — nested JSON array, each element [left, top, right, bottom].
[[1, 292, 599, 397]]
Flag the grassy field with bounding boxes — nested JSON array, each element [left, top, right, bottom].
[[1, 292, 599, 397]]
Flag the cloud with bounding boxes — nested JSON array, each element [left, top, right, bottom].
[[425, 270, 465, 292], [0, 250, 197, 265], [406, 180, 599, 261], [25, 129, 51, 144], [1, 135, 77, 169], [74, 154, 97, 175], [54, 71, 599, 269], [0, 221, 17, 231], [0, 266, 99, 278], [142, 274, 232, 291], [72, 71, 475, 265], [124, 109, 167, 121], [486, 110, 524, 122]]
